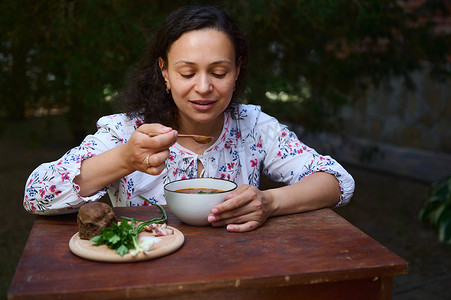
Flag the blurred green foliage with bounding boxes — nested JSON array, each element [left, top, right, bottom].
[[1, 0, 449, 142], [420, 175, 451, 244]]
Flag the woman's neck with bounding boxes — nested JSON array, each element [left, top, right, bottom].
[[176, 113, 225, 154], [178, 113, 224, 136]]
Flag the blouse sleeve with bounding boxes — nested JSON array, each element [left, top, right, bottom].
[[23, 114, 136, 215], [257, 112, 355, 207]]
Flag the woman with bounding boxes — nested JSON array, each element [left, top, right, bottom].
[[24, 5, 354, 232]]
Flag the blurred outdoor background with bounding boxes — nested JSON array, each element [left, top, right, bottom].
[[1, 0, 450, 299]]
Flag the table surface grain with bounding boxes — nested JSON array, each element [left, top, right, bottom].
[[8, 207, 408, 299]]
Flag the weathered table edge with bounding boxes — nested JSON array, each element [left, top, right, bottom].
[[8, 208, 409, 300]]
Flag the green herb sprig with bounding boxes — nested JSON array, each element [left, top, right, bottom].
[[89, 195, 167, 256]]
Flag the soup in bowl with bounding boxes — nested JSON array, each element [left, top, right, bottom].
[[164, 178, 237, 226]]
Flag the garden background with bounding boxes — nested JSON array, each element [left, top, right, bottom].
[[1, 1, 450, 299]]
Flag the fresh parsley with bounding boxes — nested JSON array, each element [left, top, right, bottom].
[[89, 195, 167, 256]]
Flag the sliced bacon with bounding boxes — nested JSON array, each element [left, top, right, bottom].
[[143, 223, 174, 236]]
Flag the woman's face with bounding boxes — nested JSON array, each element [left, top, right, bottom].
[[160, 29, 240, 129]]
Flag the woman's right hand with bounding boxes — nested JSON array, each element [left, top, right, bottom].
[[74, 123, 177, 197], [122, 124, 178, 175]]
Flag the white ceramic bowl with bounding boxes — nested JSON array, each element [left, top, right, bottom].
[[164, 178, 237, 226]]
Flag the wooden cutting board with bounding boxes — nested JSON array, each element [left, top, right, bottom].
[[69, 226, 184, 263]]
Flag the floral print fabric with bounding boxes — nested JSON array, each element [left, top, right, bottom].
[[24, 104, 354, 215]]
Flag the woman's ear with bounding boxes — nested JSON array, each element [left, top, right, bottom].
[[159, 57, 171, 91], [159, 57, 169, 81]]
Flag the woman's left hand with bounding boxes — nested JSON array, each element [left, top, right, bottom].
[[207, 184, 273, 232]]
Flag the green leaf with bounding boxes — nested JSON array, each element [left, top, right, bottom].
[[429, 203, 449, 226], [437, 206, 451, 225], [108, 234, 121, 245], [119, 218, 130, 229], [438, 218, 451, 244], [116, 244, 130, 257], [420, 175, 451, 244], [103, 230, 118, 242], [420, 195, 447, 221], [90, 235, 103, 244]]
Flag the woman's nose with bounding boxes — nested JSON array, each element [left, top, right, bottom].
[[195, 73, 213, 94]]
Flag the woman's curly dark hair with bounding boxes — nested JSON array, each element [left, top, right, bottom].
[[120, 5, 249, 129]]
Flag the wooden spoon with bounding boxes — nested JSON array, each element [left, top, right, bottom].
[[148, 133, 214, 144]]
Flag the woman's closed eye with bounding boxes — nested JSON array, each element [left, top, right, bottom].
[[180, 73, 195, 78], [212, 72, 226, 78], [179, 72, 227, 79]]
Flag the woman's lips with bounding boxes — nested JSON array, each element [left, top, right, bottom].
[[190, 100, 215, 111]]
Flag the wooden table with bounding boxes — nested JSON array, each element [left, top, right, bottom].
[[8, 207, 407, 300]]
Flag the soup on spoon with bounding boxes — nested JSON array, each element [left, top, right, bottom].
[[148, 133, 213, 144]]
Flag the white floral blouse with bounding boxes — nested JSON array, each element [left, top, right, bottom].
[[24, 104, 355, 215]]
